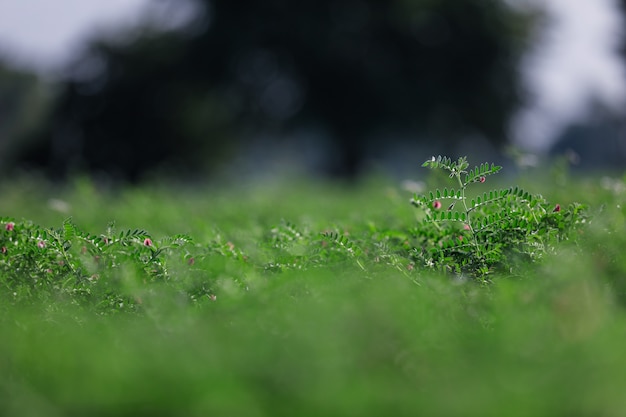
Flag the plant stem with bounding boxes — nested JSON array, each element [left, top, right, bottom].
[[457, 174, 482, 261]]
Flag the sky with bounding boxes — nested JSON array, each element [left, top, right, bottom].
[[511, 0, 626, 151], [0, 0, 151, 70], [0, 0, 624, 152]]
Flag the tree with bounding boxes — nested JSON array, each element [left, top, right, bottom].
[[19, 0, 536, 181], [0, 61, 50, 173]]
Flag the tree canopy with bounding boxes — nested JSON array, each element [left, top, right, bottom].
[[18, 0, 536, 181]]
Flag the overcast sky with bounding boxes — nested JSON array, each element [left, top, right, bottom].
[[0, 0, 624, 151], [512, 0, 626, 151], [0, 0, 151, 70]]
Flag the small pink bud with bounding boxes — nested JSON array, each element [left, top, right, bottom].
[[188, 257, 195, 265], [458, 235, 463, 241], [479, 176, 486, 183], [433, 200, 442, 210], [143, 238, 153, 247], [553, 204, 561, 213], [5, 222, 14, 231], [463, 223, 471, 231], [37, 240, 46, 249]]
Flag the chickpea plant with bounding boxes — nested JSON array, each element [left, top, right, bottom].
[[0, 159, 589, 312], [0, 217, 204, 311], [410, 156, 585, 278]]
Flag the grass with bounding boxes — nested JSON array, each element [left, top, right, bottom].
[[1, 168, 626, 416]]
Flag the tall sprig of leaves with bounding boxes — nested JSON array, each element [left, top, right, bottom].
[[411, 156, 585, 278]]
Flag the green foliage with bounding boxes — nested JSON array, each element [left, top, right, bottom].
[[0, 158, 588, 312], [1, 170, 626, 417], [411, 156, 586, 278], [0, 217, 232, 312]]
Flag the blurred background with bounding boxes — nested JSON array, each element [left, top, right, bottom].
[[0, 0, 625, 184]]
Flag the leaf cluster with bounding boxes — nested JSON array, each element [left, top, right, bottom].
[[412, 156, 586, 278]]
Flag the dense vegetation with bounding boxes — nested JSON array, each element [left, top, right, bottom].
[[1, 158, 625, 416]]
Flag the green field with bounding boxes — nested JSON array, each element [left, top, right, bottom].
[[1, 167, 626, 416]]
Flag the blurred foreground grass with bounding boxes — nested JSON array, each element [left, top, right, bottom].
[[1, 171, 626, 416]]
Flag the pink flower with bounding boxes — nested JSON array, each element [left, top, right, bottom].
[[432, 200, 442, 210], [5, 222, 14, 231], [37, 240, 46, 249], [143, 238, 153, 247], [479, 176, 486, 183], [553, 204, 561, 213], [463, 223, 471, 231]]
